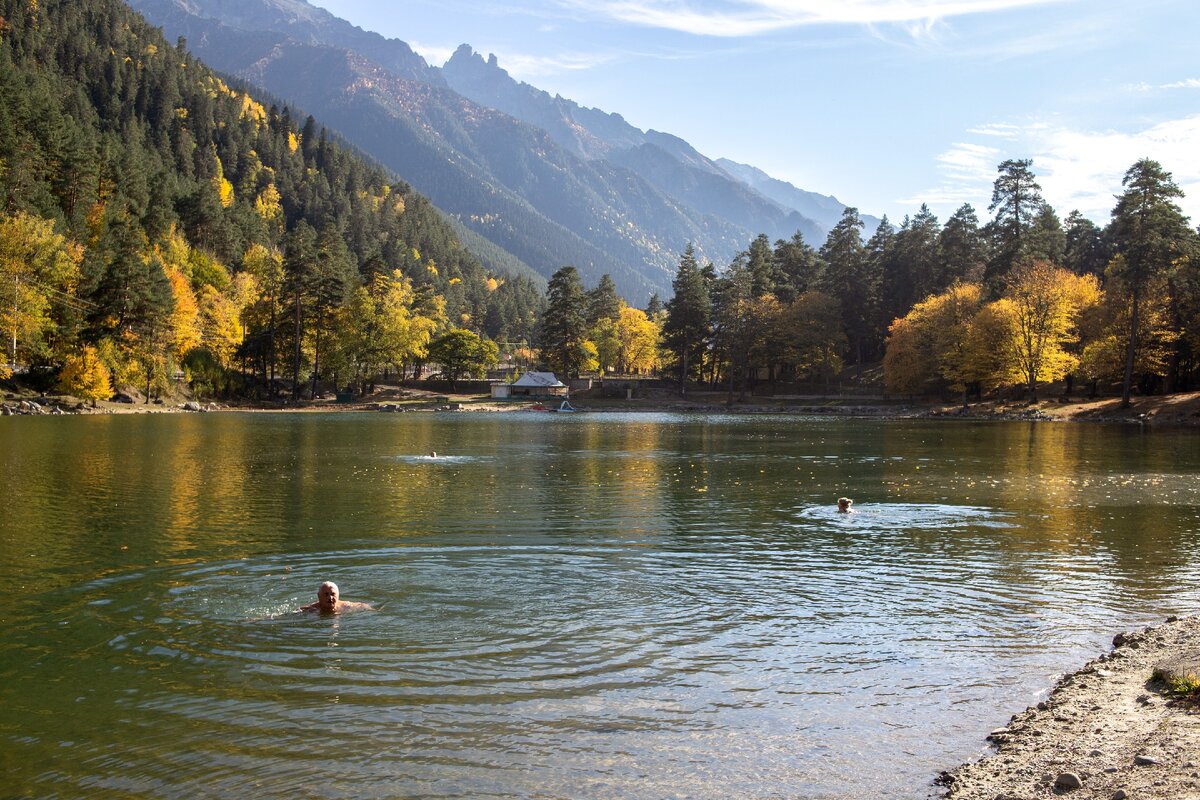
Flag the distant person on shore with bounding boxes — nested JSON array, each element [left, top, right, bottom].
[[428, 451, 437, 458], [299, 581, 373, 614], [837, 497, 854, 513]]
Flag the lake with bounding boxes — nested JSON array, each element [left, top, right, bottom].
[[2, 412, 1198, 798]]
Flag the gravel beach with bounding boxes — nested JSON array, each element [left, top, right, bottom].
[[939, 615, 1200, 800]]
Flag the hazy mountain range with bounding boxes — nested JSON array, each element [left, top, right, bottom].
[[128, 0, 874, 301]]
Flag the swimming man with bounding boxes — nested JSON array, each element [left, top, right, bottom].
[[299, 581, 374, 613], [837, 497, 854, 513]]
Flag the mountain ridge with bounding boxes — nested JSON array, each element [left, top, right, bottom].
[[128, 0, 875, 300]]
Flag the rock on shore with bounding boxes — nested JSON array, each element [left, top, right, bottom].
[[939, 615, 1200, 799]]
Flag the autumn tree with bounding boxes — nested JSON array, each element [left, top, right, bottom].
[[58, 345, 112, 405], [0, 212, 83, 373], [1078, 268, 1176, 390], [1001, 261, 1100, 399], [615, 305, 660, 374], [335, 270, 442, 394], [883, 283, 984, 399]]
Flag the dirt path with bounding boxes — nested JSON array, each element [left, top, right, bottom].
[[940, 616, 1200, 799]]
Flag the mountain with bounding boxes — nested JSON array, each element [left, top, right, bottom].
[[440, 45, 824, 243], [128, 0, 871, 301], [715, 158, 882, 234]]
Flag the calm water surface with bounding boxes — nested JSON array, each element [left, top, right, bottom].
[[2, 413, 1199, 799]]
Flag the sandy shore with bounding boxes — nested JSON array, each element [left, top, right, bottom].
[[939, 615, 1200, 800]]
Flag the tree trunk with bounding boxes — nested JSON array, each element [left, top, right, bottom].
[[679, 347, 690, 396], [292, 287, 302, 402], [1121, 286, 1140, 408], [310, 319, 321, 400], [269, 297, 277, 397]]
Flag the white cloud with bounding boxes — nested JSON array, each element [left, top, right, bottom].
[[1161, 78, 1200, 90], [558, 0, 1068, 38], [965, 123, 1021, 138], [496, 51, 619, 78], [910, 114, 1200, 224]]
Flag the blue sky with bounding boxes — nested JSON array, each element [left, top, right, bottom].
[[310, 0, 1200, 229]]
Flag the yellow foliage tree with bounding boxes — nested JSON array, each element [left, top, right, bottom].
[[167, 269, 201, 359], [883, 283, 985, 398], [334, 270, 443, 389], [197, 284, 243, 368], [0, 212, 84, 372], [883, 316, 931, 395], [960, 299, 1023, 392], [58, 345, 112, 405], [1002, 261, 1100, 398], [616, 305, 660, 374]]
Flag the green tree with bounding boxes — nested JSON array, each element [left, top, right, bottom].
[[662, 244, 711, 393], [773, 230, 824, 304], [986, 158, 1045, 288], [1062, 211, 1110, 277], [427, 328, 499, 388], [1108, 159, 1194, 406], [819, 207, 874, 370], [939, 204, 987, 287], [537, 266, 589, 379], [745, 233, 776, 297], [585, 273, 621, 327]]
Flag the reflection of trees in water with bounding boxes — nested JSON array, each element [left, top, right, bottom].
[[875, 420, 1200, 604]]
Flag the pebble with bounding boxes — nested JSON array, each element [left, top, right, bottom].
[[1089, 749, 1104, 757], [1134, 754, 1159, 766], [1112, 790, 1128, 800], [1054, 772, 1083, 790]]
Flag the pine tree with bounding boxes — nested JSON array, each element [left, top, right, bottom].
[[537, 266, 589, 379], [986, 159, 1045, 289], [662, 244, 711, 394], [1109, 159, 1195, 406]]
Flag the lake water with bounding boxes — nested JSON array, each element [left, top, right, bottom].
[[2, 412, 1199, 799]]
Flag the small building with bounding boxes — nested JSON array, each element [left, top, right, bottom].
[[509, 371, 568, 398], [490, 383, 511, 399]]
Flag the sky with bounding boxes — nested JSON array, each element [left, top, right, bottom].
[[308, 0, 1200, 229]]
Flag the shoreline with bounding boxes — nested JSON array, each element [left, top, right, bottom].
[[938, 615, 1200, 799], [4, 388, 1200, 427]]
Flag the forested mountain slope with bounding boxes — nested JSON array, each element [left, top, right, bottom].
[[128, 0, 844, 302], [0, 0, 542, 397]]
